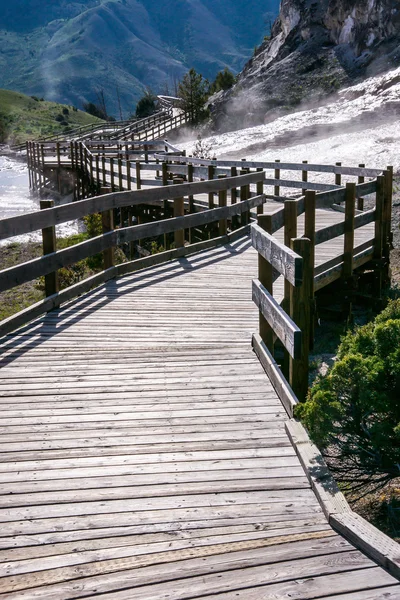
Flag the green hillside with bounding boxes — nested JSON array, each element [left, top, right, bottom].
[[0, 89, 104, 145], [0, 0, 280, 116]]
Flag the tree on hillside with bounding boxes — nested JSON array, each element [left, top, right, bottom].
[[135, 89, 157, 119], [83, 102, 107, 121], [296, 299, 400, 495], [178, 68, 208, 125], [209, 68, 236, 94]]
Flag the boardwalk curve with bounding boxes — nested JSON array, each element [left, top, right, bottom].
[[1, 240, 399, 598]]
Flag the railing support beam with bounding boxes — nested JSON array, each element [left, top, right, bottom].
[[40, 200, 59, 298], [290, 237, 312, 402]]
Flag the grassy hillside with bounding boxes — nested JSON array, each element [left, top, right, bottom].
[[0, 88, 104, 145]]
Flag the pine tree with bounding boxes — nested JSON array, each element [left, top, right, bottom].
[[135, 90, 157, 119], [178, 68, 208, 124]]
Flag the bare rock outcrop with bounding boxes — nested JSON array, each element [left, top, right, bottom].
[[212, 0, 400, 131]]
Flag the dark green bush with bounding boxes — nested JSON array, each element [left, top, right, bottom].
[[83, 213, 103, 237], [296, 299, 400, 493]]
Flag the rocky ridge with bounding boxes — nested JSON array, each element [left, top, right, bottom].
[[212, 0, 400, 131]]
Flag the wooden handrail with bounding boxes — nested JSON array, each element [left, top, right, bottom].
[[154, 154, 384, 178], [251, 168, 393, 404], [0, 171, 264, 240]]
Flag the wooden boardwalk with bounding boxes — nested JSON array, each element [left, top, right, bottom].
[[1, 236, 399, 598]]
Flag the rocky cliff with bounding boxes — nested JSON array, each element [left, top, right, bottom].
[[212, 0, 400, 131]]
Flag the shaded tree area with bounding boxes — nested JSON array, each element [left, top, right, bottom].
[[135, 90, 157, 119], [209, 67, 236, 94], [178, 68, 209, 125], [83, 102, 108, 121], [297, 299, 400, 496]]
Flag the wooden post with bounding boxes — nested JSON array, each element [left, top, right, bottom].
[[70, 142, 75, 171], [31, 143, 36, 190], [128, 211, 135, 260], [118, 158, 123, 190], [283, 200, 298, 312], [102, 156, 106, 187], [374, 174, 385, 258], [290, 238, 312, 402], [26, 142, 32, 189], [258, 214, 274, 354], [256, 168, 264, 215], [302, 160, 308, 195], [102, 207, 115, 269], [56, 142, 61, 167], [231, 166, 238, 205], [110, 158, 115, 192], [343, 182, 356, 280], [357, 164, 365, 211], [382, 167, 393, 288], [385, 166, 394, 250], [335, 162, 342, 187], [282, 199, 298, 377], [208, 165, 215, 209], [144, 144, 149, 163], [126, 160, 132, 191], [188, 163, 194, 212], [95, 156, 100, 192], [40, 200, 59, 297], [240, 168, 250, 225], [162, 162, 168, 186], [274, 159, 280, 197], [173, 178, 185, 248], [136, 161, 142, 190], [218, 175, 227, 236], [304, 191, 316, 349], [40, 144, 45, 189]]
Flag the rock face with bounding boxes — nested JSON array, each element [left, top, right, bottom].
[[212, 0, 400, 131]]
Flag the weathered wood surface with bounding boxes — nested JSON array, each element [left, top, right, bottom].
[[252, 279, 301, 359], [251, 223, 303, 286], [0, 237, 397, 598]]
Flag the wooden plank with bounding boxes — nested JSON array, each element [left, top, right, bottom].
[[285, 420, 351, 519], [251, 223, 303, 286], [322, 588, 400, 600], [12, 550, 381, 600], [0, 530, 336, 578], [265, 177, 340, 192], [315, 208, 375, 246], [153, 156, 383, 177], [252, 279, 301, 359], [173, 570, 399, 600], [0, 534, 357, 597], [332, 512, 400, 581], [252, 334, 298, 418], [0, 267, 117, 340], [0, 522, 330, 561]]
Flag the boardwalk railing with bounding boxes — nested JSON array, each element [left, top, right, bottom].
[[116, 111, 188, 141], [13, 108, 185, 153], [5, 148, 395, 404], [0, 171, 265, 338], [251, 169, 393, 406]]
